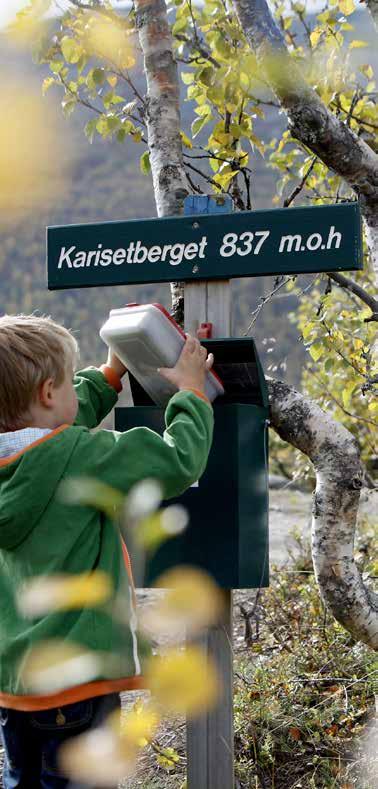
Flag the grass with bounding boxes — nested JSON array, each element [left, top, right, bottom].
[[233, 519, 377, 788]]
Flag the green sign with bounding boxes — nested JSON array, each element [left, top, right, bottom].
[[47, 202, 362, 290]]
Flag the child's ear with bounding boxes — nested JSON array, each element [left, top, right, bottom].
[[39, 378, 55, 409]]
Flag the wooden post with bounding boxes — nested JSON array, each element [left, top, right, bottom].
[[184, 194, 235, 789]]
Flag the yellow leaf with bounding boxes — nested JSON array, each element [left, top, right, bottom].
[[214, 169, 240, 188], [107, 75, 118, 88], [111, 704, 160, 748], [147, 647, 220, 716], [339, 0, 355, 16], [137, 505, 189, 550], [359, 64, 374, 80], [349, 40, 369, 49], [310, 28, 322, 48], [141, 566, 223, 638], [249, 133, 265, 155], [180, 130, 193, 149]]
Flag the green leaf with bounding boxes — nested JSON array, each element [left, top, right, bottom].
[[342, 381, 356, 408], [49, 60, 64, 74], [140, 150, 151, 175], [239, 72, 249, 91], [194, 104, 212, 117], [181, 71, 194, 85], [309, 343, 324, 362], [172, 16, 188, 34], [191, 115, 211, 137], [84, 118, 98, 144], [213, 32, 230, 59], [302, 322, 316, 342], [106, 115, 121, 133], [92, 68, 105, 85], [61, 36, 82, 64], [187, 85, 202, 100], [359, 64, 374, 79], [42, 77, 55, 96], [61, 96, 77, 117], [197, 67, 214, 87]]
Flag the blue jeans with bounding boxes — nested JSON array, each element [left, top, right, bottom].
[[0, 693, 121, 788]]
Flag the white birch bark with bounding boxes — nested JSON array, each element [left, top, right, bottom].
[[137, 0, 378, 649], [232, 0, 378, 284], [366, 0, 378, 31], [269, 379, 378, 649], [134, 0, 189, 323]]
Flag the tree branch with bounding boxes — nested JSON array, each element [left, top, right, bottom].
[[283, 156, 317, 207], [328, 272, 378, 319], [232, 0, 378, 282], [68, 0, 117, 18]]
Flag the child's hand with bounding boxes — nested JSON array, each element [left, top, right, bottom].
[[106, 351, 128, 379], [158, 335, 214, 395]]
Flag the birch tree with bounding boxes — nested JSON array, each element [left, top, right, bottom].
[[16, 0, 377, 648]]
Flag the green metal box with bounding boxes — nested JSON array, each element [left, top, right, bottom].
[[115, 339, 269, 589]]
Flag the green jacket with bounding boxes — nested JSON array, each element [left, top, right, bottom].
[[0, 369, 213, 710]]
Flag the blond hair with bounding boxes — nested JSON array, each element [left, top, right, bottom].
[[0, 315, 79, 431]]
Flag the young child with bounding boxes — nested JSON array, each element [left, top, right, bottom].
[[0, 313, 214, 788]]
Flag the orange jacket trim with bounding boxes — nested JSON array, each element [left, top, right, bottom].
[[99, 365, 123, 394], [0, 676, 147, 712], [0, 425, 69, 468], [180, 387, 210, 404]]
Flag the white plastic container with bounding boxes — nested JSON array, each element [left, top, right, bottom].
[[100, 303, 224, 407]]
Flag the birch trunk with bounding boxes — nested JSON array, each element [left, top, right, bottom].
[[136, 0, 378, 650], [134, 0, 188, 323], [232, 0, 378, 283], [269, 379, 378, 649]]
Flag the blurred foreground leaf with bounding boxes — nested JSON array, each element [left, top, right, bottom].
[[141, 566, 223, 639], [59, 476, 125, 519], [21, 640, 100, 693], [18, 571, 113, 616], [147, 646, 220, 717]]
